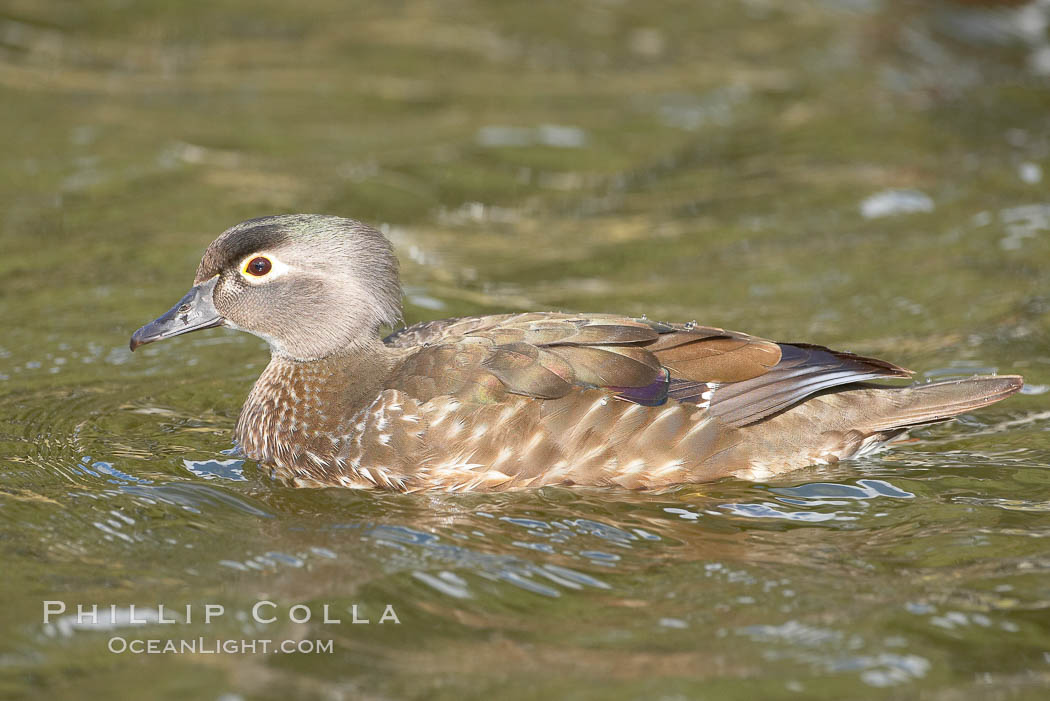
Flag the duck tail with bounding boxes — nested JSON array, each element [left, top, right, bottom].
[[860, 375, 1024, 432]]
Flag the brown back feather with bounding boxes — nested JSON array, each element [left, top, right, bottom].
[[385, 315, 915, 429], [707, 343, 912, 427]]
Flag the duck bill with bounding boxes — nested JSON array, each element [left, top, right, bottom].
[[130, 277, 224, 351]]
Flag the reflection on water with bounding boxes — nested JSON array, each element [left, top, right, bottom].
[[3, 0, 1050, 698]]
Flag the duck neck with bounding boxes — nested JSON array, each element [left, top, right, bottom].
[[234, 338, 398, 466]]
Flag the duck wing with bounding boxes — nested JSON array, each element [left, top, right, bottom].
[[385, 313, 907, 425]]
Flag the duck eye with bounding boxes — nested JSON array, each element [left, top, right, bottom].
[[245, 256, 272, 277]]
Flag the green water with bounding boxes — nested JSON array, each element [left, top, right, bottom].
[[3, 1, 1050, 698]]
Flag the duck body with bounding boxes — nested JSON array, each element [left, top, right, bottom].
[[131, 215, 1023, 492]]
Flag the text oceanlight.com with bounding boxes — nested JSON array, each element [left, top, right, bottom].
[[108, 637, 335, 655]]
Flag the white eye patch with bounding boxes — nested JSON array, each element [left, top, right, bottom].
[[238, 251, 293, 284]]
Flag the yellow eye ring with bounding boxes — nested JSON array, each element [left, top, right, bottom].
[[245, 256, 272, 277]]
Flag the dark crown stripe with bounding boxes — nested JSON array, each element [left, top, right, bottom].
[[196, 223, 290, 281]]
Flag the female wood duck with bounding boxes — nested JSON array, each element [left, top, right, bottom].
[[130, 215, 1023, 491]]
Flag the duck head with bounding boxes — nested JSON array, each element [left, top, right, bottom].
[[130, 214, 402, 361]]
